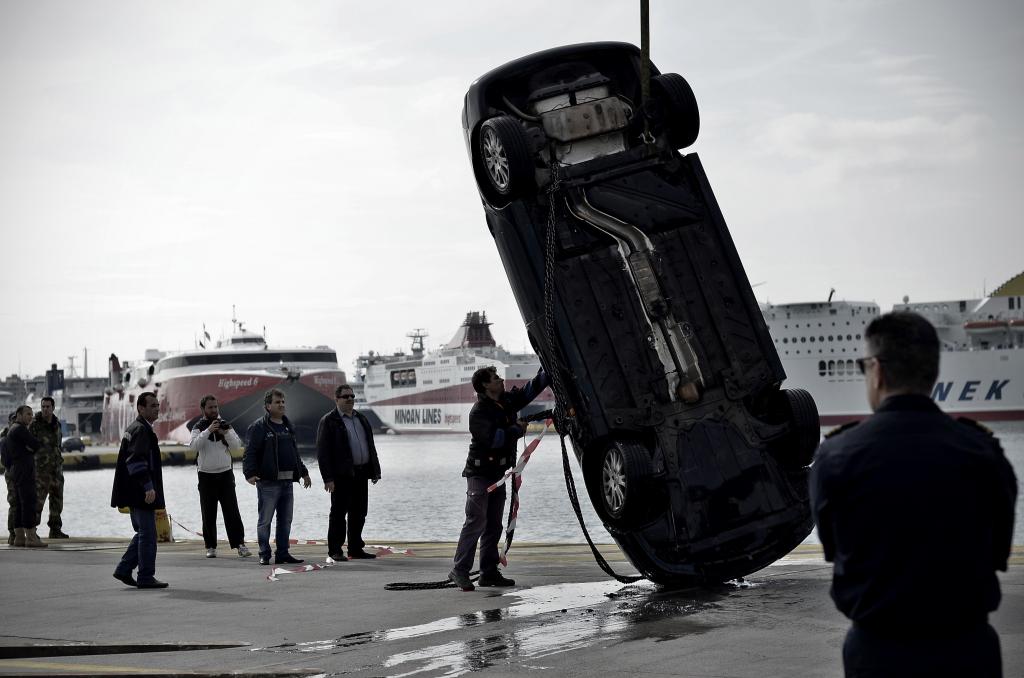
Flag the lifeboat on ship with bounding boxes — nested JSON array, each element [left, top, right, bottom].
[[964, 319, 1010, 343]]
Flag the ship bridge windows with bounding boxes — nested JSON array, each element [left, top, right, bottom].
[[159, 351, 338, 370], [390, 370, 417, 388]]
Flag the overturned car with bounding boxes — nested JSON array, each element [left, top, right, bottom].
[[462, 42, 819, 586]]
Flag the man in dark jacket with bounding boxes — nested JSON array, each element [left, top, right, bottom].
[[316, 383, 381, 561], [243, 388, 312, 566], [110, 392, 167, 588], [6, 405, 47, 548], [1, 412, 17, 544], [811, 312, 1017, 678], [449, 366, 549, 591]]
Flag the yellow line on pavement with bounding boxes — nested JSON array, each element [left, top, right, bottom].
[[0, 659, 175, 673]]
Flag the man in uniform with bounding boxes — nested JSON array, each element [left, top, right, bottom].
[[316, 384, 382, 561], [111, 392, 168, 588], [2, 412, 17, 544], [5, 405, 48, 548], [810, 311, 1017, 678], [30, 396, 68, 539], [449, 366, 549, 591]]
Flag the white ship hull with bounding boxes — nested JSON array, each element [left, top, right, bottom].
[[368, 380, 554, 434], [764, 295, 1024, 423], [778, 347, 1022, 424]]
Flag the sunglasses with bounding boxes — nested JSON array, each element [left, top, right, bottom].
[[855, 356, 884, 375], [338, 394, 356, 400]]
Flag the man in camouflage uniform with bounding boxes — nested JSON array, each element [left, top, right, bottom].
[[30, 396, 68, 539]]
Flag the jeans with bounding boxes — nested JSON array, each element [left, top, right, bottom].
[[256, 480, 294, 560], [327, 466, 369, 556], [116, 507, 157, 582], [452, 476, 506, 575], [198, 470, 245, 549]]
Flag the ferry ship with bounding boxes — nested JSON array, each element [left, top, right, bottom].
[[763, 274, 1024, 424], [366, 276, 1023, 432], [100, 316, 346, 446], [363, 312, 553, 433]]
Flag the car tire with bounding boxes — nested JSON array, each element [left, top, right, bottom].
[[476, 116, 533, 200], [770, 388, 820, 469], [650, 73, 700, 149], [598, 441, 653, 525]]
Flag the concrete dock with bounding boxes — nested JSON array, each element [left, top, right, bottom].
[[1, 540, 1021, 677]]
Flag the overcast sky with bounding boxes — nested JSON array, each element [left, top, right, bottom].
[[1, 0, 1021, 379]]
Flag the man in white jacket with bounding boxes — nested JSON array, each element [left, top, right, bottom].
[[189, 395, 251, 558]]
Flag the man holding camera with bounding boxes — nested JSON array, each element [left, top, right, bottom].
[[189, 395, 250, 558]]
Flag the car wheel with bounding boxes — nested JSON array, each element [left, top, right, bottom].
[[477, 116, 533, 199], [650, 73, 700, 149], [599, 441, 653, 524], [770, 388, 820, 469]]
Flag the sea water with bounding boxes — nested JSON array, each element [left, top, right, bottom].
[[54, 423, 1024, 546]]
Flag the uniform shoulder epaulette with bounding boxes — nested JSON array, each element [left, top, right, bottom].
[[824, 421, 859, 439], [956, 416, 995, 437]]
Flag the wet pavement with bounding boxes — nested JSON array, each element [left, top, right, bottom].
[[0, 539, 1021, 676]]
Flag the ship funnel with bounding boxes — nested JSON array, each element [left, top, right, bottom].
[[108, 353, 122, 387]]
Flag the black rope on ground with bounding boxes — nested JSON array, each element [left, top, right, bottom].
[[384, 570, 480, 591], [560, 435, 643, 584]]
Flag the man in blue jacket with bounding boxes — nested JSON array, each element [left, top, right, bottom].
[[449, 366, 549, 591], [243, 388, 312, 566], [110, 392, 167, 588]]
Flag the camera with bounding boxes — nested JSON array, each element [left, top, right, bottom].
[[217, 419, 231, 430]]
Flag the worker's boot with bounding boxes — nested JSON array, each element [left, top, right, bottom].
[[7, 531, 14, 545], [477, 569, 515, 587], [24, 528, 48, 548], [48, 528, 69, 539], [12, 528, 26, 547]]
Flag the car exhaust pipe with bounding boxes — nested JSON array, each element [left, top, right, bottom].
[[566, 187, 704, 404]]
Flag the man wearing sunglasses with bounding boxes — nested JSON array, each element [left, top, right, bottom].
[[316, 384, 381, 561], [810, 312, 1017, 678]]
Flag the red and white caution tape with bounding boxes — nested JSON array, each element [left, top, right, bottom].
[[367, 544, 416, 556], [486, 420, 552, 493], [267, 562, 330, 581], [484, 420, 551, 567]]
